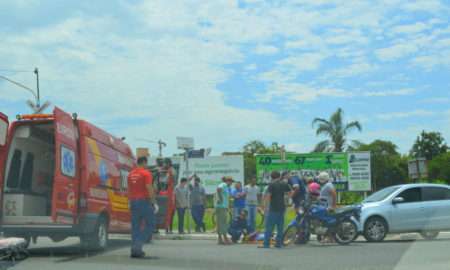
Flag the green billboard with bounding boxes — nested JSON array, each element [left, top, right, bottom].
[[256, 152, 371, 191]]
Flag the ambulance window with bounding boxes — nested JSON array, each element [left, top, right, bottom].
[[19, 152, 34, 191], [61, 145, 76, 178], [120, 169, 129, 190], [7, 149, 22, 189]]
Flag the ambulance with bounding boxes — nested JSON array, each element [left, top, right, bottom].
[[0, 107, 135, 250]]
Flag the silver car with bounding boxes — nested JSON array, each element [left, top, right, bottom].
[[359, 183, 450, 242]]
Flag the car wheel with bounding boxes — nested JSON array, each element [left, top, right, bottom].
[[364, 217, 388, 242], [420, 231, 439, 240], [81, 216, 109, 251]]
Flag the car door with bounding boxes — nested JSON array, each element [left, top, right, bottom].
[[421, 186, 450, 230], [52, 107, 80, 224], [390, 187, 425, 232]]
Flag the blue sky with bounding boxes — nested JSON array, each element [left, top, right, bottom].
[[1, 0, 449, 156]]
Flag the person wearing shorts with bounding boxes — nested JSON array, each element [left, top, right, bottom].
[[215, 177, 233, 245]]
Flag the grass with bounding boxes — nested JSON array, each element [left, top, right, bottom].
[[170, 207, 297, 233]]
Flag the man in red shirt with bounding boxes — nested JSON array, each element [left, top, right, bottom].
[[128, 156, 155, 258]]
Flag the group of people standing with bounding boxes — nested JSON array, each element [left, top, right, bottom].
[[214, 177, 260, 245], [126, 156, 337, 257], [261, 170, 337, 248], [172, 175, 207, 234], [214, 170, 337, 248]]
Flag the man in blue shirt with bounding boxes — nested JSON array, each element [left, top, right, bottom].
[[288, 172, 306, 211], [231, 181, 246, 219]]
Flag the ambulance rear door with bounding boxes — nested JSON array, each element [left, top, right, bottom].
[[0, 113, 9, 217], [52, 107, 80, 224]]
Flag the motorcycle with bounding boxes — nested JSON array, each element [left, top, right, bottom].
[[283, 201, 361, 246]]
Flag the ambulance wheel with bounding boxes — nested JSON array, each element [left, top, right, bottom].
[[81, 216, 109, 251]]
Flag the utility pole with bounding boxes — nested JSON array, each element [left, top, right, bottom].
[[0, 68, 50, 114], [136, 138, 167, 157], [34, 67, 40, 107]]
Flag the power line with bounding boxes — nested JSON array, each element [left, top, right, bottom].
[[0, 69, 33, 73]]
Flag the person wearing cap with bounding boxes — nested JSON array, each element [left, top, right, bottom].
[[215, 176, 233, 245], [260, 171, 293, 248], [189, 176, 206, 232], [318, 171, 337, 210]]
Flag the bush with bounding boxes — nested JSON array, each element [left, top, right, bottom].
[[340, 192, 364, 205], [428, 152, 450, 184]]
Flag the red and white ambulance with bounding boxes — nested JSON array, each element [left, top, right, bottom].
[[0, 107, 135, 250]]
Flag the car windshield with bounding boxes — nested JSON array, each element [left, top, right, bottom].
[[363, 186, 401, 203]]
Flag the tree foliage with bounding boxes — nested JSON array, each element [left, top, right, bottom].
[[240, 140, 282, 182], [428, 152, 450, 184], [410, 130, 448, 161], [356, 140, 408, 190], [312, 108, 362, 152]]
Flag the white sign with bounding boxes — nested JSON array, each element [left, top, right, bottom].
[[408, 158, 428, 179], [347, 152, 371, 191], [176, 137, 194, 149], [178, 155, 244, 194]]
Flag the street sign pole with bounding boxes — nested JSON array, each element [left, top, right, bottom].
[[177, 137, 194, 234]]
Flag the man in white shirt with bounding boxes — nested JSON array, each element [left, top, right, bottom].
[[244, 178, 259, 233]]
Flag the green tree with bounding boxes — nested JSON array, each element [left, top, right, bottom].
[[240, 140, 282, 182], [312, 108, 362, 152], [410, 130, 448, 161], [428, 152, 450, 184], [356, 140, 408, 190]]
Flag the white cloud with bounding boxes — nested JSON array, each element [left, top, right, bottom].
[[376, 110, 435, 120], [375, 42, 418, 61], [391, 22, 430, 35], [0, 13, 305, 154], [254, 45, 279, 55], [363, 88, 416, 97], [326, 61, 376, 78], [258, 82, 351, 103], [277, 52, 328, 72]]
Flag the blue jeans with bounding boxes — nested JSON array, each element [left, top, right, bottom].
[[191, 205, 205, 231], [228, 228, 243, 242], [130, 200, 154, 253], [247, 205, 257, 233], [177, 208, 186, 233], [233, 206, 245, 219], [264, 211, 285, 248]]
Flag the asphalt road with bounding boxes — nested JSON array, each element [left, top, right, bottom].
[[3, 234, 450, 270]]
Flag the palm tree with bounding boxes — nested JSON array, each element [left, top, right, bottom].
[[312, 108, 362, 152]]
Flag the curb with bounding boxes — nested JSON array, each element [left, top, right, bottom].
[[112, 232, 450, 242]]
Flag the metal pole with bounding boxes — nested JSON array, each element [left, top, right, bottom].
[[185, 149, 192, 234], [158, 141, 162, 157], [34, 68, 40, 107]]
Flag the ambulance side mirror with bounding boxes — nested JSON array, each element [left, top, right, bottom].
[[0, 113, 9, 147]]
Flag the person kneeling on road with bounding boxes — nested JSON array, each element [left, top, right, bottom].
[[228, 209, 250, 243]]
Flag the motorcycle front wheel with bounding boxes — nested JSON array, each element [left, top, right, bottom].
[[283, 225, 298, 246], [334, 219, 358, 245]]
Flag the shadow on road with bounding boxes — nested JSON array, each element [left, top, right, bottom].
[[27, 239, 132, 263]]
